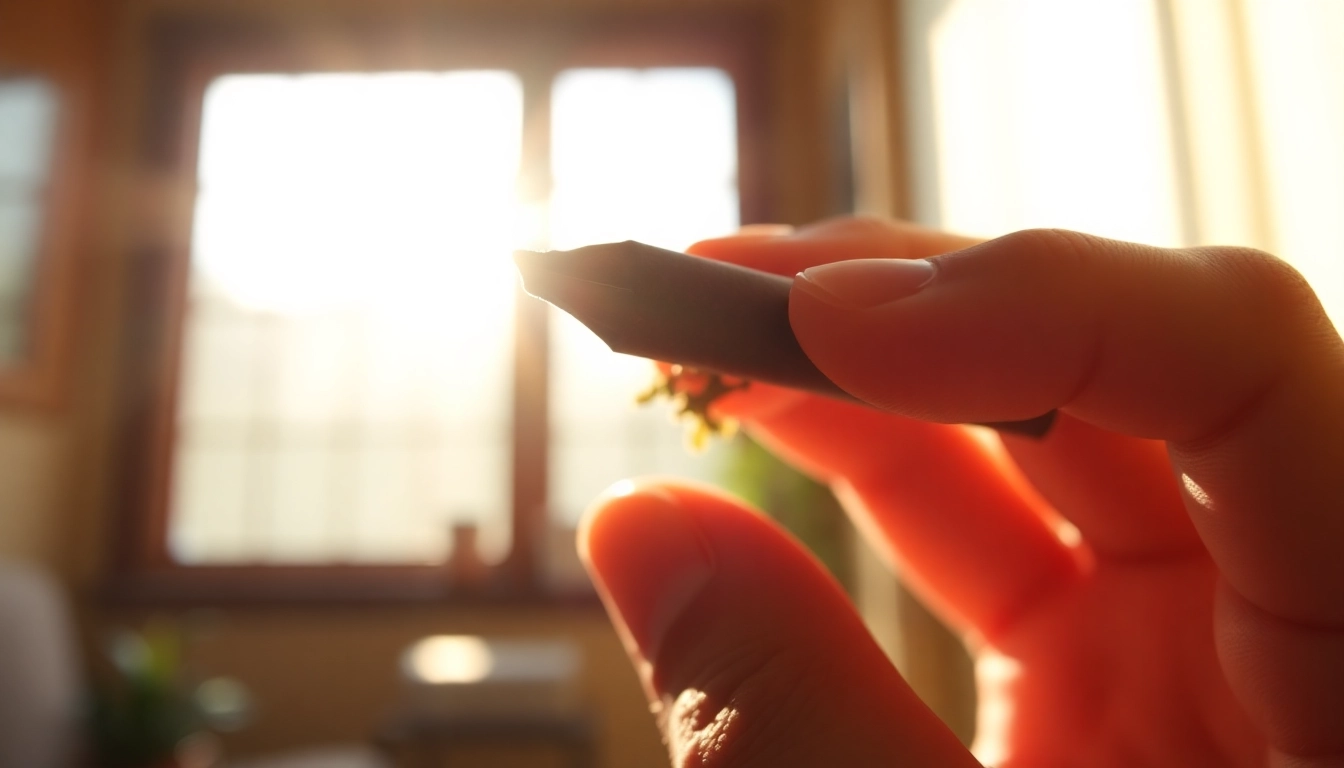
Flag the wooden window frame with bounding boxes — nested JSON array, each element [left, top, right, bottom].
[[107, 7, 772, 605], [0, 69, 79, 410]]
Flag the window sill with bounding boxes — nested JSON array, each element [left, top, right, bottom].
[[99, 567, 601, 610]]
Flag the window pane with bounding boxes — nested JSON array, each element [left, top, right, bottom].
[[545, 68, 739, 585], [0, 201, 41, 360], [0, 78, 58, 363], [0, 79, 57, 181], [549, 68, 739, 250], [172, 72, 523, 565]]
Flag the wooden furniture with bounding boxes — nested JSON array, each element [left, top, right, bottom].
[[377, 713, 596, 768]]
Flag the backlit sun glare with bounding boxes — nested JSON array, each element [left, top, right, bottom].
[[194, 71, 524, 325], [175, 68, 738, 564]]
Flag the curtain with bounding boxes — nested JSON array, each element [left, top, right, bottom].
[[905, 0, 1344, 328], [883, 0, 1344, 741]]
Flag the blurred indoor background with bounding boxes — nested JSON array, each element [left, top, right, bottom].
[[1, 0, 1341, 766]]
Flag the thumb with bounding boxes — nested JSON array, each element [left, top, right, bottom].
[[580, 481, 981, 767], [787, 228, 1334, 442]]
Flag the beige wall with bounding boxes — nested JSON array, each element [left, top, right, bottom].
[[0, 415, 65, 565]]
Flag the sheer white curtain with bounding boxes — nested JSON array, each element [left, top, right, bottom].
[[888, 0, 1344, 743], [905, 0, 1344, 327]]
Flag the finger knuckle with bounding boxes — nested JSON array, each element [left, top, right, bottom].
[[1006, 227, 1099, 264], [937, 227, 1106, 281], [1215, 245, 1305, 293], [1206, 246, 1324, 332]]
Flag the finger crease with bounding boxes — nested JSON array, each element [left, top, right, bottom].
[[1232, 584, 1344, 635], [1092, 541, 1209, 567], [1060, 315, 1109, 411], [980, 568, 1083, 644], [1172, 368, 1286, 452]]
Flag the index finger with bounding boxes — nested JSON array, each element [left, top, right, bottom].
[[690, 216, 980, 278]]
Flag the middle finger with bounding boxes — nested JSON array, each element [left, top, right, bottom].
[[743, 391, 1080, 640]]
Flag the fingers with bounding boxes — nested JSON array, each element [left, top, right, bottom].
[[789, 229, 1344, 624], [1215, 583, 1344, 764], [580, 481, 981, 768], [739, 395, 1080, 639], [690, 220, 1081, 637], [1001, 413, 1202, 561], [788, 228, 1344, 759], [692, 216, 980, 277], [695, 222, 1209, 577]]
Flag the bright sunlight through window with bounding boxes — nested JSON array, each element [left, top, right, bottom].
[[0, 78, 58, 362], [548, 68, 738, 529], [171, 67, 739, 572], [174, 71, 522, 565]]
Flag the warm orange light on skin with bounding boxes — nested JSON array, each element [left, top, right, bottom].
[[1180, 473, 1216, 512]]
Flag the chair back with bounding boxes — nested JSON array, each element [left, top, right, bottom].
[[0, 561, 80, 768]]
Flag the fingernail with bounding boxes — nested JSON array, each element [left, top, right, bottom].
[[796, 258, 936, 309], [579, 484, 715, 662], [735, 223, 795, 237]]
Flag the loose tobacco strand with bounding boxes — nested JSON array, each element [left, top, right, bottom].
[[636, 365, 750, 451]]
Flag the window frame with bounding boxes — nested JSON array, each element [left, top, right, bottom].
[[107, 8, 772, 605], [0, 69, 77, 409]]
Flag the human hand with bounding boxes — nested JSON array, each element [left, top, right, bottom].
[[578, 218, 1344, 767]]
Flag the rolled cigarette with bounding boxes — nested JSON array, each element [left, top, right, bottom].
[[514, 241, 1055, 438]]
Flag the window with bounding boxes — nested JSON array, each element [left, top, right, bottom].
[[117, 14, 767, 600], [545, 68, 740, 586], [0, 78, 57, 363], [175, 71, 525, 566]]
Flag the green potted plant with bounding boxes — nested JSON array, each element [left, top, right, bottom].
[[89, 618, 224, 768]]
